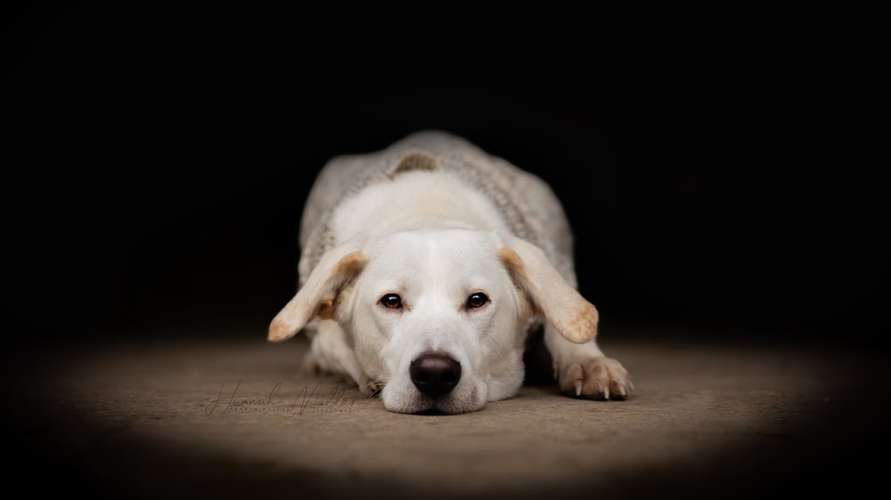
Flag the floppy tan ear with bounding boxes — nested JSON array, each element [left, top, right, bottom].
[[498, 236, 599, 344], [268, 243, 367, 342]]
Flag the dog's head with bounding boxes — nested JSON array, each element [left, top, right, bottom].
[[268, 229, 598, 414]]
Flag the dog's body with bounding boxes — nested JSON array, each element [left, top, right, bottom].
[[269, 131, 631, 413]]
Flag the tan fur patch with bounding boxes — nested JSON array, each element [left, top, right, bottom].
[[335, 251, 368, 275], [391, 153, 437, 177], [565, 304, 598, 342], [317, 297, 335, 319], [499, 247, 540, 315], [498, 247, 526, 278], [268, 319, 291, 342], [317, 251, 366, 321]]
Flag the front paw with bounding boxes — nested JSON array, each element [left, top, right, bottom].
[[361, 379, 384, 397], [558, 357, 632, 400]]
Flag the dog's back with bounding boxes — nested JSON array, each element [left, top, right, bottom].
[[298, 131, 577, 288]]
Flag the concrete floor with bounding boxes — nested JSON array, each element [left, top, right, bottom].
[[6, 332, 888, 499]]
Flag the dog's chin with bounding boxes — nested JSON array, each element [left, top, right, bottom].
[[381, 378, 488, 415]]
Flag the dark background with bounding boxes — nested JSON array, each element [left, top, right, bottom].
[[1, 4, 888, 499], [4, 6, 886, 346]]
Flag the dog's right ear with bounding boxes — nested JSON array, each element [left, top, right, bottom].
[[498, 235, 599, 344], [268, 243, 367, 342]]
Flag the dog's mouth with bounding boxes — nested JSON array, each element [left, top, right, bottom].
[[413, 382, 486, 415], [380, 351, 488, 414], [380, 380, 486, 415]]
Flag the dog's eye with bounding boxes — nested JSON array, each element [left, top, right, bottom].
[[466, 292, 489, 309], [379, 293, 403, 309]]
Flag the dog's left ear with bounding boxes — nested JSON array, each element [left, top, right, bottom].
[[268, 242, 367, 342], [498, 236, 599, 344]]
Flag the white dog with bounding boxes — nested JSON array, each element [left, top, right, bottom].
[[268, 131, 631, 414]]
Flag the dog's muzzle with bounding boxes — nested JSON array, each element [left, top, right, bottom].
[[409, 352, 461, 397]]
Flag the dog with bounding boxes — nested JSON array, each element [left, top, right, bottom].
[[268, 131, 631, 414]]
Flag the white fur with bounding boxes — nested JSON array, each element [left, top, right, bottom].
[[269, 136, 632, 413], [333, 172, 526, 412]]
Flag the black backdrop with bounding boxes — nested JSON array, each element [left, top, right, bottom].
[[3, 5, 888, 347], [2, 6, 890, 500]]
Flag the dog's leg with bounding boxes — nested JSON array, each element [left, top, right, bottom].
[[305, 320, 375, 394], [544, 326, 633, 400]]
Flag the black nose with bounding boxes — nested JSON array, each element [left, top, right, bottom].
[[410, 352, 461, 397]]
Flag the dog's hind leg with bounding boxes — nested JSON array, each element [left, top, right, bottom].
[[304, 319, 372, 393]]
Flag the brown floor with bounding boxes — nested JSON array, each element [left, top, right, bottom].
[[6, 333, 889, 499]]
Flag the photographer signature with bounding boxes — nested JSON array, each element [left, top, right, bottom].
[[204, 380, 361, 416]]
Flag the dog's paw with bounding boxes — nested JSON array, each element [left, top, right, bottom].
[[558, 357, 632, 400], [361, 380, 384, 398]]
